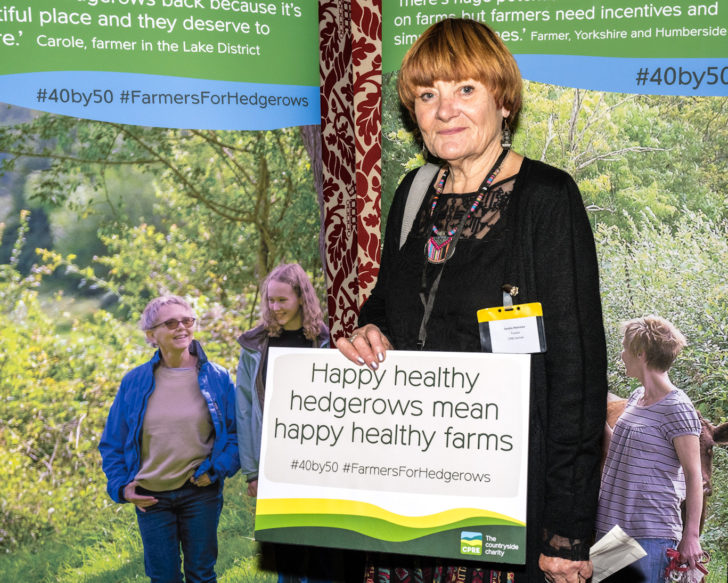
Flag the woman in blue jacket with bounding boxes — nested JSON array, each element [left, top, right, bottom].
[[99, 295, 239, 583]]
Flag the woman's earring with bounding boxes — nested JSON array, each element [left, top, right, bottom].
[[501, 118, 512, 149]]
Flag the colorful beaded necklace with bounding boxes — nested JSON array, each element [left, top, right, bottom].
[[425, 148, 509, 264]]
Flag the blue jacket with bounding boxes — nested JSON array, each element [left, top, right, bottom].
[[236, 323, 329, 482], [99, 340, 240, 503]]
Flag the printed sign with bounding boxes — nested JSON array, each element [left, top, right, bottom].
[[255, 348, 531, 564]]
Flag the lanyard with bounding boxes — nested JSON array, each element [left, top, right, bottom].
[[417, 149, 510, 349]]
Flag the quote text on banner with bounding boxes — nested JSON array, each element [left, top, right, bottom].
[[0, 0, 320, 129], [383, 0, 728, 96]]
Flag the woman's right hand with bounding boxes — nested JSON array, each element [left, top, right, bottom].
[[123, 480, 158, 512], [247, 479, 258, 497], [335, 324, 393, 370]]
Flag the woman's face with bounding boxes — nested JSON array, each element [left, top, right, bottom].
[[146, 303, 195, 356], [414, 79, 509, 166], [620, 336, 642, 379], [268, 280, 303, 331]]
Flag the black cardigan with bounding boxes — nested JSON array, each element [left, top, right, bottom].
[[359, 157, 608, 579]]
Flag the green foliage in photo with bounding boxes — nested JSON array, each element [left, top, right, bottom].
[[0, 115, 324, 313], [1, 78, 727, 580], [381, 80, 727, 233], [380, 80, 728, 558]]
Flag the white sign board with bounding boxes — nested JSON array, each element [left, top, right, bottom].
[[255, 348, 530, 564]]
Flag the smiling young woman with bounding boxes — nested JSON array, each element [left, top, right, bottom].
[[235, 263, 326, 496], [266, 278, 304, 331], [235, 263, 342, 582]]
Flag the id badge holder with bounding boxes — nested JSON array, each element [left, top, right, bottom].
[[477, 286, 547, 354]]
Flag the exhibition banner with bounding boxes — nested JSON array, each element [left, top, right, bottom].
[[0, 0, 320, 129], [255, 348, 531, 564], [384, 0, 728, 96]]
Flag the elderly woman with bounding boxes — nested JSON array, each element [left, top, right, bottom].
[[337, 18, 607, 583], [596, 316, 703, 583], [99, 295, 239, 583]]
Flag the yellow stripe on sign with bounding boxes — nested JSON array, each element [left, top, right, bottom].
[[255, 498, 522, 528]]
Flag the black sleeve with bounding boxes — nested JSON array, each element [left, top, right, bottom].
[[529, 170, 608, 559], [358, 170, 417, 344]]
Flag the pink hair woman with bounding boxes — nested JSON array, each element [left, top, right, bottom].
[[99, 295, 239, 583]]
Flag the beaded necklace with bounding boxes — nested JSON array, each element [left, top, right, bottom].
[[425, 148, 509, 264]]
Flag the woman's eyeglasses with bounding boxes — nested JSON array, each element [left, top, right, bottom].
[[149, 317, 196, 330]]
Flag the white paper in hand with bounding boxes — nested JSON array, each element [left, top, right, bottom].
[[590, 525, 646, 583]]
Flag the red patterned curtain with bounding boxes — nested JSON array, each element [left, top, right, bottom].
[[319, 0, 382, 341]]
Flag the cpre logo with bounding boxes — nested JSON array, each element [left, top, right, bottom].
[[460, 531, 482, 556]]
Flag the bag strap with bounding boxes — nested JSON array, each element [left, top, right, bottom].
[[399, 162, 440, 249]]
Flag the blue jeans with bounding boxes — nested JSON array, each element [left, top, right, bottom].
[[597, 534, 676, 583], [135, 481, 223, 583], [633, 538, 677, 583]]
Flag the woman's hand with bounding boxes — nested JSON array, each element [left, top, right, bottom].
[[539, 555, 593, 583], [246, 479, 258, 497], [190, 472, 211, 487], [123, 480, 158, 512], [677, 532, 704, 569], [335, 324, 393, 370]]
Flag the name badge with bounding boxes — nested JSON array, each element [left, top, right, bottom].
[[477, 302, 547, 354]]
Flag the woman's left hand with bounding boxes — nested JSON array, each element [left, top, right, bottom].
[[677, 533, 704, 569], [190, 472, 211, 487], [539, 555, 593, 583]]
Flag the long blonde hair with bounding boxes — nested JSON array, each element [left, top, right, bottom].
[[260, 263, 323, 340]]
